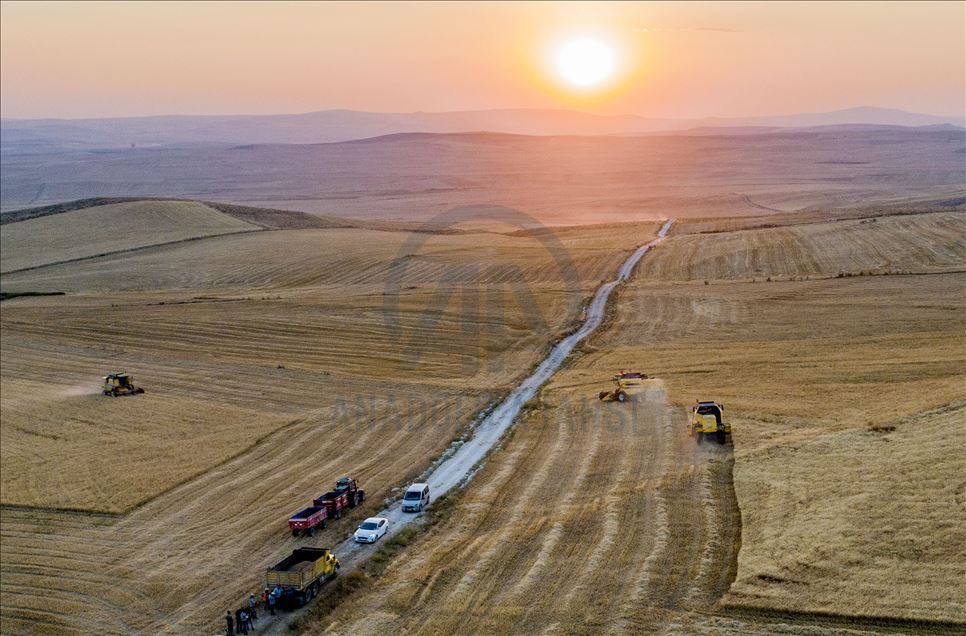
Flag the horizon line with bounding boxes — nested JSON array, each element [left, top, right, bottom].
[[2, 104, 964, 123]]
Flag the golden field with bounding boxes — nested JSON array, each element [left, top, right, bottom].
[[588, 273, 965, 624], [310, 210, 965, 633], [0, 200, 661, 633], [2, 199, 963, 634], [313, 377, 741, 635], [0, 200, 259, 273]]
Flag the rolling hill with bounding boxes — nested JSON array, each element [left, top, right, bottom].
[[2, 106, 963, 153], [3, 126, 964, 222]]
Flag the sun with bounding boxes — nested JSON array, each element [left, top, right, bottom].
[[555, 36, 616, 88]]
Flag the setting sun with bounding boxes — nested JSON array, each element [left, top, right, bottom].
[[555, 36, 615, 88]]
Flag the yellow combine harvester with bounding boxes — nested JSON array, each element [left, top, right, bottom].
[[598, 371, 649, 403], [689, 400, 731, 444], [102, 372, 145, 397]]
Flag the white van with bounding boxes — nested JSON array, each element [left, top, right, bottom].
[[402, 482, 430, 512]]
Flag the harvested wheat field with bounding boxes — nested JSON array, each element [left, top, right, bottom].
[[642, 210, 965, 281], [311, 379, 741, 635], [0, 199, 662, 633], [0, 200, 260, 273], [307, 210, 965, 634], [585, 273, 966, 624], [584, 214, 966, 623], [2, 201, 964, 634]]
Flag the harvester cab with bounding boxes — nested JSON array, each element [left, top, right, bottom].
[[598, 371, 649, 403], [102, 372, 145, 397], [690, 400, 731, 444]]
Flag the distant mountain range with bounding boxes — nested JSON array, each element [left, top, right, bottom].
[[3, 123, 962, 217], [2, 106, 963, 153]]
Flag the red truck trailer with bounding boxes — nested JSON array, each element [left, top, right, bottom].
[[288, 506, 327, 537], [313, 477, 365, 519], [313, 491, 349, 519]]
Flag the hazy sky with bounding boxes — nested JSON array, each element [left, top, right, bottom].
[[1, 1, 964, 119]]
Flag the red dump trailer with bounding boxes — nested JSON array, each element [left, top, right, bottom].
[[287, 506, 327, 537], [313, 476, 365, 520], [313, 491, 349, 519]]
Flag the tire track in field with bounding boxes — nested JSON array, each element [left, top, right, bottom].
[[612, 390, 676, 632], [685, 445, 741, 608], [473, 402, 618, 629], [474, 402, 619, 634], [406, 408, 578, 633], [506, 404, 604, 598], [399, 437, 538, 630], [537, 401, 646, 635], [389, 399, 634, 636]]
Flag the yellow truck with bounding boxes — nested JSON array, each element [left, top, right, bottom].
[[690, 400, 731, 445], [266, 547, 340, 608]]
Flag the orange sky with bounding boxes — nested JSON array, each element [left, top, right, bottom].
[[1, 1, 963, 119]]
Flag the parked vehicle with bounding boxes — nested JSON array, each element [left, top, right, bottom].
[[313, 476, 365, 519], [334, 476, 365, 507], [288, 506, 327, 537], [402, 483, 430, 512], [313, 490, 349, 519], [353, 517, 389, 543], [265, 547, 339, 608]]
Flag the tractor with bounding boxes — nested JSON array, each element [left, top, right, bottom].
[[597, 371, 649, 403], [689, 400, 731, 444], [102, 372, 145, 397], [333, 476, 365, 507]]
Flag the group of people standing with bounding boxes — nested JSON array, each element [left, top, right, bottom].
[[224, 591, 271, 635]]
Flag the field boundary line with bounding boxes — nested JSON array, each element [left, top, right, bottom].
[[672, 208, 963, 237], [0, 503, 122, 519], [714, 605, 966, 633], [0, 228, 265, 276]]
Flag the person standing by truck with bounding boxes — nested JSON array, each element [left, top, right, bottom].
[[267, 589, 277, 615], [248, 592, 258, 623]]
